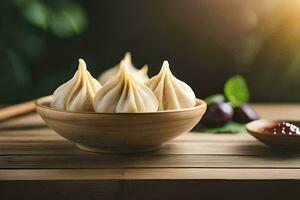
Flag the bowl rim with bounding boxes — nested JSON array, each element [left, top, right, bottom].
[[35, 95, 207, 115], [246, 119, 300, 137]]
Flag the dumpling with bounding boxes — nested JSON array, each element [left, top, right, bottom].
[[98, 52, 149, 84], [93, 61, 158, 113], [145, 60, 196, 111], [51, 59, 101, 111]]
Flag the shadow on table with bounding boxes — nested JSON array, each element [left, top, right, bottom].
[[0, 124, 47, 131], [238, 143, 300, 158]]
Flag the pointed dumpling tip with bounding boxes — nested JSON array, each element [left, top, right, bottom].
[[160, 60, 171, 74], [123, 52, 132, 64], [140, 64, 148, 74], [78, 58, 87, 70], [162, 60, 169, 68]]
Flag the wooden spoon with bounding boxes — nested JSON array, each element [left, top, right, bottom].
[[0, 100, 36, 122], [246, 119, 300, 150]]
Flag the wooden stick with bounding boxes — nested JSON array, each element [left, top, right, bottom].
[[0, 100, 36, 122]]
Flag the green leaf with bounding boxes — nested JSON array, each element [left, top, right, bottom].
[[19, 0, 48, 30], [224, 75, 250, 107], [205, 94, 225, 105], [195, 122, 246, 133], [48, 2, 87, 38]]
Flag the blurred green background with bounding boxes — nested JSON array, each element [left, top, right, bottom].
[[1, 0, 300, 103]]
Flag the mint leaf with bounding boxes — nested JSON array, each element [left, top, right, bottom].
[[205, 94, 225, 105], [224, 75, 249, 107], [48, 2, 87, 38], [19, 0, 48, 30]]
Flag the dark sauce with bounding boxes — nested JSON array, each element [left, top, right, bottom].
[[263, 122, 300, 135]]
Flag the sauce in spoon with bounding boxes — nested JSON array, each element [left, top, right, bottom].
[[263, 122, 300, 135]]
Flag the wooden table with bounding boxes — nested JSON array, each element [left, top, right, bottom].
[[0, 104, 300, 200]]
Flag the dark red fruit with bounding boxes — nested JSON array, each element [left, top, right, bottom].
[[233, 104, 258, 123], [201, 102, 233, 127]]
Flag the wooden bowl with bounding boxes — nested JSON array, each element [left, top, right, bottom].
[[36, 96, 206, 153], [246, 119, 300, 150]]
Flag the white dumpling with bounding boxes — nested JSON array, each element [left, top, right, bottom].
[[94, 61, 158, 113], [51, 59, 101, 111], [145, 61, 196, 111], [98, 52, 149, 84]]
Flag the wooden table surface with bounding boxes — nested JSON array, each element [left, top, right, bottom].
[[1, 104, 300, 200]]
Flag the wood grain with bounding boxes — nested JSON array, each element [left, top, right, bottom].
[[1, 104, 300, 200], [1, 154, 300, 169], [1, 168, 300, 180], [0, 140, 271, 155]]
